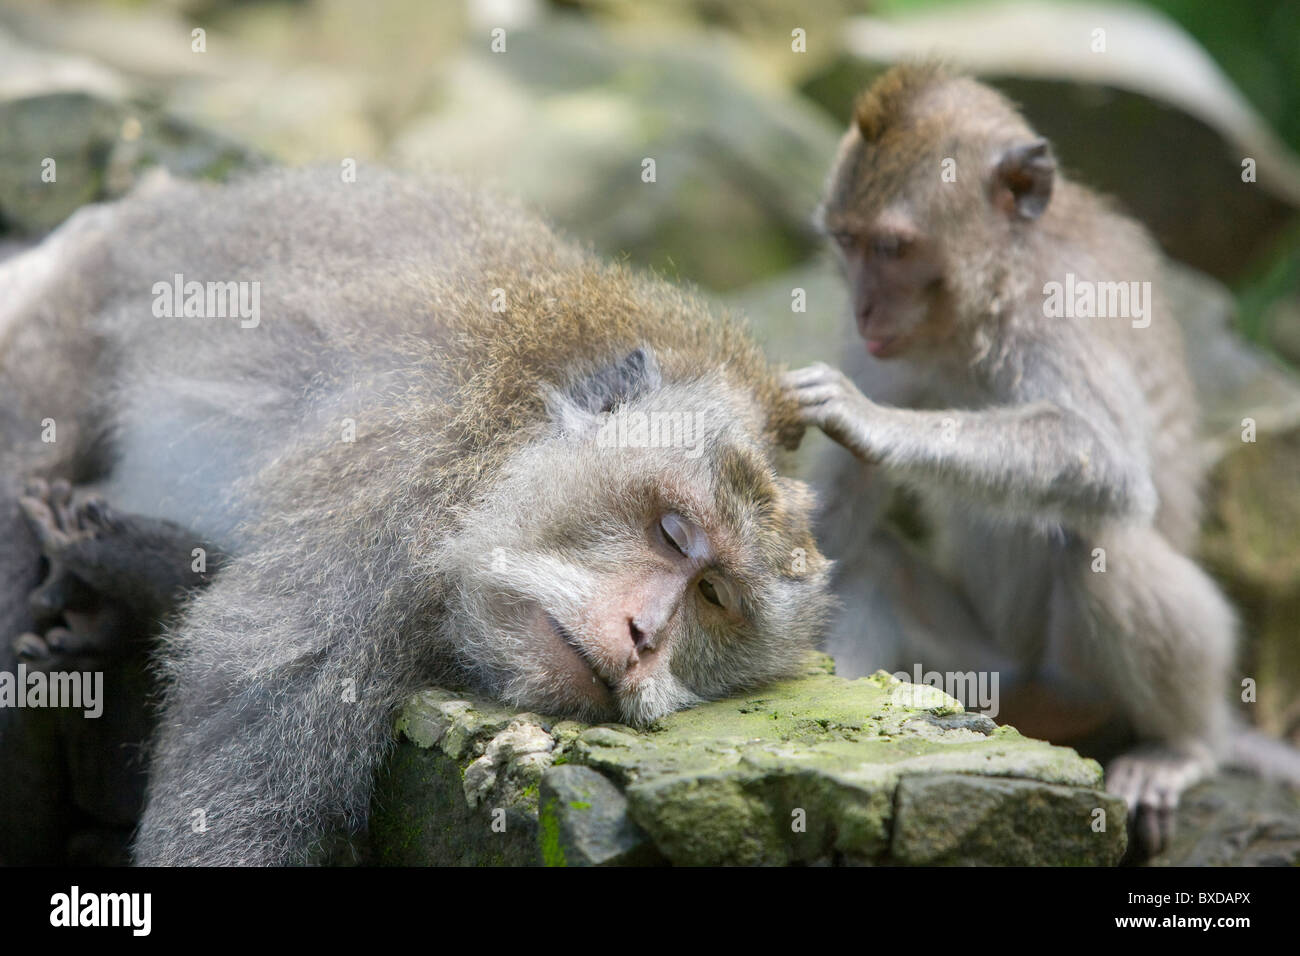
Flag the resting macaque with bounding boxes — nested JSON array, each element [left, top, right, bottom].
[[786, 64, 1295, 855], [0, 168, 831, 865]]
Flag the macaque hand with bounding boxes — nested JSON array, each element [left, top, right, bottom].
[[783, 362, 882, 463], [1106, 744, 1214, 858]]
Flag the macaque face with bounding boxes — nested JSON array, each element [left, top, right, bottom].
[[529, 507, 750, 721], [444, 379, 832, 725], [825, 211, 948, 360]]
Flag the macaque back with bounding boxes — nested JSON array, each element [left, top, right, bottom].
[[0, 168, 832, 864]]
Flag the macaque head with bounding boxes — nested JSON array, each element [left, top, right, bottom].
[[817, 63, 1056, 359], [443, 347, 833, 725]]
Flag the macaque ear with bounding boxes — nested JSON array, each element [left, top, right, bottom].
[[993, 139, 1055, 220], [548, 346, 663, 436]]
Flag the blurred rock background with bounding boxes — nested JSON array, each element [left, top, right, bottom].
[[1, 0, 1298, 859]]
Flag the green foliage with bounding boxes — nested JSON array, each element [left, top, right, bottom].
[[1235, 224, 1300, 349]]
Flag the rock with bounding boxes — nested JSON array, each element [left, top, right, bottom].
[[2, 4, 229, 82], [462, 716, 556, 811], [605, 669, 1119, 866], [560, 0, 861, 83], [389, 16, 841, 291], [370, 691, 553, 866], [1167, 262, 1300, 447], [370, 655, 1127, 865], [0, 90, 123, 234], [396, 688, 518, 759], [0, 24, 261, 236], [538, 765, 661, 866], [1153, 773, 1300, 866], [1201, 425, 1300, 741], [893, 775, 1119, 866], [0, 24, 126, 101], [165, 65, 382, 166], [722, 254, 849, 369]]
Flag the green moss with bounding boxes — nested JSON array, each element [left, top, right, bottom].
[[538, 799, 567, 867]]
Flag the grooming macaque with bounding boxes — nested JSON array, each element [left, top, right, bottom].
[[0, 168, 831, 865], [787, 64, 1264, 855]]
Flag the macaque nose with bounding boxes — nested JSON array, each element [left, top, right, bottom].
[[628, 617, 654, 653], [620, 573, 679, 664]]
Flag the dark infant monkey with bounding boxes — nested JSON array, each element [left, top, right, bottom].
[[0, 168, 832, 865], [2, 477, 220, 864]]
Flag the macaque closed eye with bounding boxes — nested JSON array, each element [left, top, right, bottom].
[[659, 514, 737, 609], [660, 512, 706, 559], [697, 574, 737, 610]]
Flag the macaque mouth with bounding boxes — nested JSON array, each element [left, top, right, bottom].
[[856, 309, 904, 358], [546, 613, 614, 692], [865, 334, 900, 358]]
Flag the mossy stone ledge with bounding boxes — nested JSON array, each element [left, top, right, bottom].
[[369, 654, 1127, 866]]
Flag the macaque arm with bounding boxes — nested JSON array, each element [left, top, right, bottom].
[[786, 363, 1156, 526], [134, 559, 407, 865]]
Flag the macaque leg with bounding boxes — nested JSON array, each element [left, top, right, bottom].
[[1066, 525, 1234, 856], [834, 521, 1124, 737], [826, 524, 1024, 690]]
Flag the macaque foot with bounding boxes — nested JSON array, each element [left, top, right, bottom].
[[782, 363, 879, 462], [1106, 745, 1213, 858], [19, 477, 117, 556], [19, 476, 220, 630], [17, 479, 154, 663], [19, 480, 108, 622]]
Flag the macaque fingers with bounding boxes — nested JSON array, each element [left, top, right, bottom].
[[17, 495, 71, 552], [1107, 747, 1210, 856]]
